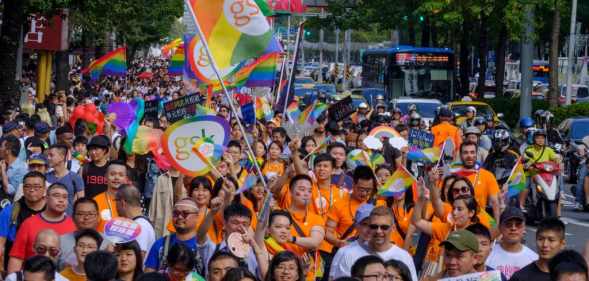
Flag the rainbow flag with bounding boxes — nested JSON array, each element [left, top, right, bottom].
[[407, 146, 441, 163], [246, 52, 278, 88], [298, 102, 315, 124], [195, 104, 216, 116], [185, 0, 281, 84], [378, 167, 416, 198], [507, 158, 527, 197], [168, 44, 185, 76], [286, 101, 301, 122], [236, 174, 258, 194], [255, 0, 273, 16], [256, 96, 273, 121], [81, 47, 127, 81], [308, 103, 327, 125], [161, 38, 182, 57], [192, 138, 224, 168], [72, 151, 88, 165]]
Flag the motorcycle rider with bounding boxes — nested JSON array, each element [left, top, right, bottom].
[[518, 117, 536, 156], [523, 129, 562, 214], [473, 117, 492, 151], [460, 106, 477, 131], [408, 112, 422, 131], [463, 126, 489, 163], [483, 129, 520, 205]]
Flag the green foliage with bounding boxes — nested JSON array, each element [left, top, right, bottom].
[[552, 103, 589, 125], [484, 97, 550, 127]]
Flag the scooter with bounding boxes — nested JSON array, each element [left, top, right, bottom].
[[528, 161, 561, 219]]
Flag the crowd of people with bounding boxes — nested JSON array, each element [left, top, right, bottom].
[[0, 57, 587, 281]]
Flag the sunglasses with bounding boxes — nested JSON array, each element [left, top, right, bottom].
[[35, 245, 61, 257], [369, 224, 391, 231], [172, 210, 198, 218]]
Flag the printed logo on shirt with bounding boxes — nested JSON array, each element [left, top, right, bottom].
[[86, 175, 106, 185]]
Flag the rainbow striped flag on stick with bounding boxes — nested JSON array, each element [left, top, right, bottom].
[[507, 157, 527, 197], [168, 44, 185, 76], [82, 47, 127, 81], [378, 167, 416, 198]]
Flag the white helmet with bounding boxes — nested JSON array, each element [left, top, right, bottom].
[[359, 102, 368, 109], [466, 106, 477, 114]]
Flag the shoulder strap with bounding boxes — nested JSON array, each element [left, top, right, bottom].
[[16, 271, 23, 281], [159, 235, 172, 270], [339, 224, 355, 240]]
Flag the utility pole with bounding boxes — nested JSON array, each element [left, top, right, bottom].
[[335, 28, 340, 64], [565, 0, 578, 105], [319, 28, 324, 82], [520, 5, 534, 119]]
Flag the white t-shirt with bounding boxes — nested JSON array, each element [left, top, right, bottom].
[[329, 241, 418, 281], [134, 216, 156, 254], [6, 271, 69, 281], [485, 243, 539, 279]]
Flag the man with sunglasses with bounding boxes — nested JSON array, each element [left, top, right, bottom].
[[485, 207, 538, 279], [7, 183, 76, 273], [329, 206, 418, 281], [5, 230, 68, 281], [144, 199, 201, 273]]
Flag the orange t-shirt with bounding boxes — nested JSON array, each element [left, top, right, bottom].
[[262, 160, 285, 178], [392, 205, 413, 237], [326, 194, 365, 239], [431, 121, 461, 154], [465, 168, 500, 209], [94, 192, 118, 232], [288, 209, 326, 256], [278, 182, 347, 217], [439, 202, 495, 230]]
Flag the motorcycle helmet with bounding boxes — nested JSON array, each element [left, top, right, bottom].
[[409, 112, 421, 127], [493, 129, 511, 152], [473, 117, 486, 127], [466, 106, 477, 114], [358, 102, 368, 110], [408, 104, 417, 113], [519, 117, 535, 129], [464, 126, 482, 136], [392, 107, 402, 114], [534, 129, 547, 137]]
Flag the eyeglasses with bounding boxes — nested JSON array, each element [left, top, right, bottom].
[[34, 245, 61, 257], [451, 186, 470, 194], [172, 210, 198, 218], [369, 224, 391, 231], [75, 212, 97, 218], [360, 273, 389, 281]]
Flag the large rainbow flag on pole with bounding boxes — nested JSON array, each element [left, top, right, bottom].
[[184, 0, 281, 85], [81, 47, 127, 81]]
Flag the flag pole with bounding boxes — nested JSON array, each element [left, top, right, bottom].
[[185, 0, 268, 190], [282, 22, 305, 121], [505, 156, 521, 183]]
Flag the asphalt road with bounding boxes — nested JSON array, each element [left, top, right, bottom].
[[523, 184, 588, 252]]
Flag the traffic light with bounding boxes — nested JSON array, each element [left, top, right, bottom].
[[419, 16, 425, 22], [305, 30, 311, 36]]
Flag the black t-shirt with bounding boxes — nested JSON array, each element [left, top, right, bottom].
[[83, 161, 108, 199], [508, 262, 550, 281], [15, 198, 46, 233]]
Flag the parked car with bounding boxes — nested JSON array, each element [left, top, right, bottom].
[[559, 84, 589, 104], [392, 97, 443, 126], [558, 117, 589, 183], [447, 101, 506, 128]]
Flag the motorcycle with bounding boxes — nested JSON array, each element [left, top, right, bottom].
[[527, 160, 561, 219]]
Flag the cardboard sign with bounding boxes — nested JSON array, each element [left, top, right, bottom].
[[408, 129, 434, 149], [439, 270, 501, 281], [329, 96, 354, 121], [161, 115, 230, 177], [144, 99, 159, 120], [163, 93, 202, 123]]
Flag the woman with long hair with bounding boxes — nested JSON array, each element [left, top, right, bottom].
[[115, 240, 144, 281], [262, 142, 286, 179]]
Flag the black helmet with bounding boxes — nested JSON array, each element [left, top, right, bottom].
[[493, 129, 511, 152], [409, 112, 421, 127], [534, 129, 547, 137]]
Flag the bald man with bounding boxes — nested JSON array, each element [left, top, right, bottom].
[[115, 184, 155, 254], [5, 229, 69, 281]]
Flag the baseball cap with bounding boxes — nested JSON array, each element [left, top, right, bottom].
[[28, 153, 48, 166], [354, 203, 375, 225], [3, 121, 20, 134], [500, 207, 525, 224], [439, 107, 453, 117], [87, 135, 111, 149], [440, 229, 479, 252], [34, 122, 50, 134]]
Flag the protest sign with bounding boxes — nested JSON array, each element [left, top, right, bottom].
[[144, 99, 159, 120], [328, 96, 355, 121], [163, 93, 202, 123], [408, 129, 434, 149]]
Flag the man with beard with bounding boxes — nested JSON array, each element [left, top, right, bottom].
[[458, 141, 501, 224], [144, 199, 201, 273], [8, 183, 76, 273]]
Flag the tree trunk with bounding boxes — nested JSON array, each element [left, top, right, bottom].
[[421, 16, 431, 47], [431, 20, 438, 47], [408, 18, 416, 46], [548, 0, 560, 107], [0, 0, 26, 109], [495, 25, 508, 97], [477, 15, 489, 96], [55, 51, 69, 92], [459, 20, 471, 97]]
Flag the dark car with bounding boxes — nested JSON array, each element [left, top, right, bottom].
[[558, 117, 589, 183]]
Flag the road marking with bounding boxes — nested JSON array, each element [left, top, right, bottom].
[[560, 217, 589, 228]]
